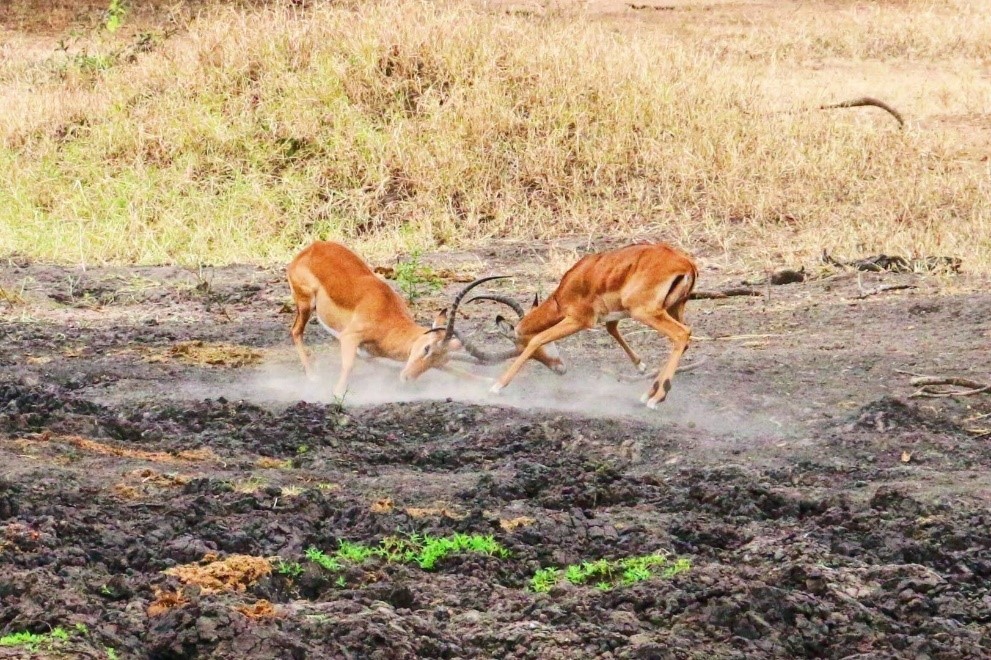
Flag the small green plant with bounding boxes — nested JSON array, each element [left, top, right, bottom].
[[105, 0, 127, 33], [0, 626, 74, 651], [276, 560, 304, 578], [100, 584, 112, 596], [297, 444, 310, 455], [416, 533, 509, 570], [305, 546, 342, 572], [394, 250, 443, 303], [335, 575, 347, 588], [530, 553, 690, 593], [106, 648, 120, 660], [530, 567, 562, 593], [304, 533, 510, 576], [336, 540, 378, 563], [0, 631, 47, 650]]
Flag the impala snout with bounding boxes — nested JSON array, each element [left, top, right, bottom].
[[534, 341, 566, 375]]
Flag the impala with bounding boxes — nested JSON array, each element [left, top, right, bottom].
[[458, 243, 699, 409], [287, 241, 504, 398]]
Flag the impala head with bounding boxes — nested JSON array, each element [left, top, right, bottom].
[[462, 292, 567, 375], [398, 275, 510, 382], [399, 309, 463, 382]]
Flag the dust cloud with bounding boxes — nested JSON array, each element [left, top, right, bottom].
[[222, 345, 791, 442]]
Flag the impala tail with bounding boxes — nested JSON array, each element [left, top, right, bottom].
[[663, 268, 697, 310]]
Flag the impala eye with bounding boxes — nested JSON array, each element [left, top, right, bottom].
[[423, 345, 431, 356]]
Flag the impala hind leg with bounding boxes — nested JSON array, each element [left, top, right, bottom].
[[606, 320, 646, 373], [633, 311, 691, 409], [290, 298, 315, 379], [490, 317, 587, 394]]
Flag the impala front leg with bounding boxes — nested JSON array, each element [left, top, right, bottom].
[[490, 317, 586, 394], [333, 334, 360, 399]]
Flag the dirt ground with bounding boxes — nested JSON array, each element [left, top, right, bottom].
[[2, 242, 991, 659]]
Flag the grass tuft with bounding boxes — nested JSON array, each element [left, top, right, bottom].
[[305, 532, 510, 577], [530, 552, 691, 592]]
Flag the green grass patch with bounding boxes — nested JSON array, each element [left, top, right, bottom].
[[305, 533, 510, 576], [275, 560, 304, 578], [530, 553, 691, 593], [0, 625, 84, 652], [304, 546, 343, 572]]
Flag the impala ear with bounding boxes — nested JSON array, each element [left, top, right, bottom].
[[432, 308, 449, 330], [495, 315, 516, 338]]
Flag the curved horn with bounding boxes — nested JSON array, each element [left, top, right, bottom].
[[443, 275, 510, 342], [465, 294, 525, 319], [454, 329, 519, 364], [452, 293, 527, 364]]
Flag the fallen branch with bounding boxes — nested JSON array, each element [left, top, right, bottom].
[[854, 283, 917, 299], [899, 373, 991, 398], [690, 287, 762, 300]]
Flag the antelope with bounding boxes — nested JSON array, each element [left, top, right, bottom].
[[287, 241, 505, 398], [458, 243, 698, 409]]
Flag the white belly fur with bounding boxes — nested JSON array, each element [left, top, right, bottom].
[[317, 318, 371, 358]]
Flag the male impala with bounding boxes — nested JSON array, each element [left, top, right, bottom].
[[460, 243, 698, 409], [287, 241, 504, 397]]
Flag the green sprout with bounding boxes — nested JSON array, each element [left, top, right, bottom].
[[529, 553, 690, 592]]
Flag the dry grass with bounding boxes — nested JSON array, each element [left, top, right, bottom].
[[31, 432, 217, 464], [147, 589, 188, 617], [499, 516, 536, 531], [236, 599, 279, 619], [163, 554, 273, 594], [370, 497, 395, 514], [143, 341, 265, 367], [405, 504, 467, 520], [0, 0, 988, 272]]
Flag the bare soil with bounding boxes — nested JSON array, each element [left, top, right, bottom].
[[2, 244, 990, 659]]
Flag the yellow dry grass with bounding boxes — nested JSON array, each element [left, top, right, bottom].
[[147, 589, 189, 617], [163, 554, 273, 594], [0, 0, 988, 272], [31, 432, 217, 464], [370, 497, 395, 514], [405, 504, 467, 520], [143, 341, 265, 368], [499, 516, 537, 531]]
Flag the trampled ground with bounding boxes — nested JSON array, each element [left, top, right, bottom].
[[2, 245, 990, 658]]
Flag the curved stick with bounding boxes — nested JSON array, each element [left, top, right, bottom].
[[819, 97, 904, 128]]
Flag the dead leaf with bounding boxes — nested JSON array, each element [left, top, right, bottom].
[[901, 451, 913, 463]]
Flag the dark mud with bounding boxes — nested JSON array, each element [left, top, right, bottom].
[[2, 257, 990, 658]]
